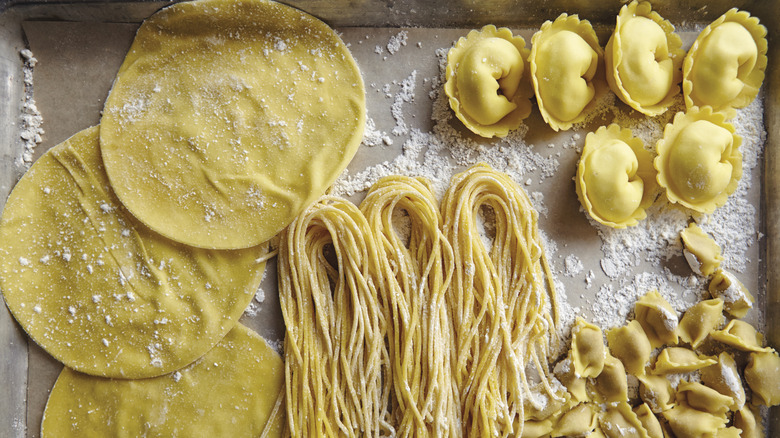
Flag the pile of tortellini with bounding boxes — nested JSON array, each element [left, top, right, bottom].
[[526, 287, 778, 438]]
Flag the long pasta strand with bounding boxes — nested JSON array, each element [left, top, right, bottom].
[[360, 175, 462, 438], [279, 196, 392, 437], [440, 163, 560, 437]]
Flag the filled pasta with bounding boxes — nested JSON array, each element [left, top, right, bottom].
[[655, 107, 742, 214], [605, 0, 683, 115], [576, 124, 656, 228], [530, 13, 605, 131], [445, 25, 533, 138]]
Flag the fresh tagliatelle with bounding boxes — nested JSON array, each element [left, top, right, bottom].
[[360, 176, 461, 437], [278, 196, 391, 437], [440, 163, 560, 437]]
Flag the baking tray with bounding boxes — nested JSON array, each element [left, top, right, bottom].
[[0, 0, 778, 436]]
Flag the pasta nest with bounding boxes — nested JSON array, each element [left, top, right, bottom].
[[682, 8, 768, 119], [529, 13, 606, 131], [444, 25, 533, 138], [654, 106, 742, 213], [605, 0, 684, 116]]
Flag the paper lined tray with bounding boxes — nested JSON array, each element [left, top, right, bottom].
[[0, 1, 778, 436]]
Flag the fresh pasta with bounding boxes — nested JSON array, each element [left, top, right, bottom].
[[278, 196, 391, 437], [359, 176, 461, 437], [440, 163, 560, 436]]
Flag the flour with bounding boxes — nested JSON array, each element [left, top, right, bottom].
[[18, 49, 44, 169]]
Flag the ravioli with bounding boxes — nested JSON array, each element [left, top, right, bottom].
[[676, 381, 732, 417], [683, 9, 768, 117], [678, 298, 724, 349], [638, 373, 675, 413], [530, 13, 606, 131], [0, 127, 269, 378], [444, 25, 533, 138], [606, 320, 652, 375], [655, 107, 742, 213], [663, 404, 728, 438], [710, 319, 771, 353], [701, 352, 746, 411], [100, 0, 366, 249], [571, 317, 605, 378], [41, 324, 285, 437], [605, 0, 683, 116], [576, 124, 656, 228], [653, 347, 716, 374]]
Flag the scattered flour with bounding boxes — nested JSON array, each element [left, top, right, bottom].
[[18, 49, 44, 169]]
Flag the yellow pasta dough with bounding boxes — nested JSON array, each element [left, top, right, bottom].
[[744, 350, 780, 406], [607, 320, 652, 376], [678, 298, 724, 349], [554, 355, 589, 403], [663, 403, 728, 437], [599, 402, 647, 438], [0, 126, 268, 378], [734, 405, 763, 438], [638, 373, 675, 413], [278, 196, 390, 436], [676, 381, 732, 417], [653, 347, 716, 374], [683, 9, 768, 117], [633, 404, 663, 438], [445, 25, 533, 138], [654, 107, 742, 214], [576, 124, 656, 228], [593, 353, 628, 404], [634, 290, 679, 348], [680, 223, 723, 277], [41, 324, 285, 437], [530, 13, 606, 131], [710, 319, 771, 353], [701, 352, 746, 410], [100, 0, 366, 249], [605, 1, 683, 115], [708, 269, 754, 317], [552, 403, 598, 438], [571, 317, 606, 378]]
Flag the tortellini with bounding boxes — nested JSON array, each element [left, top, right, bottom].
[[605, 1, 683, 116], [680, 223, 723, 277], [634, 290, 679, 348], [734, 405, 763, 438], [599, 402, 646, 438], [606, 320, 652, 375], [653, 347, 716, 374], [554, 356, 589, 403], [701, 352, 746, 410], [593, 353, 628, 403], [710, 319, 771, 353], [633, 404, 663, 438], [662, 404, 728, 438], [638, 373, 675, 413], [552, 403, 598, 438], [571, 317, 606, 378], [678, 298, 724, 349], [654, 107, 743, 213], [676, 381, 732, 417], [708, 269, 754, 318], [530, 13, 605, 131], [445, 25, 533, 138], [683, 9, 768, 117], [744, 350, 780, 406], [576, 124, 656, 228]]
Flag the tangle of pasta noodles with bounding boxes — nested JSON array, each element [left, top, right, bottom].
[[360, 176, 461, 437], [278, 196, 392, 437], [440, 163, 560, 437]]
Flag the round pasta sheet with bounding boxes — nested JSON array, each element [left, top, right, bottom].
[[100, 0, 366, 249], [41, 324, 285, 438], [0, 126, 269, 379]]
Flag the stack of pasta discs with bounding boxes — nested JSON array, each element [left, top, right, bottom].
[[0, 0, 366, 435]]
